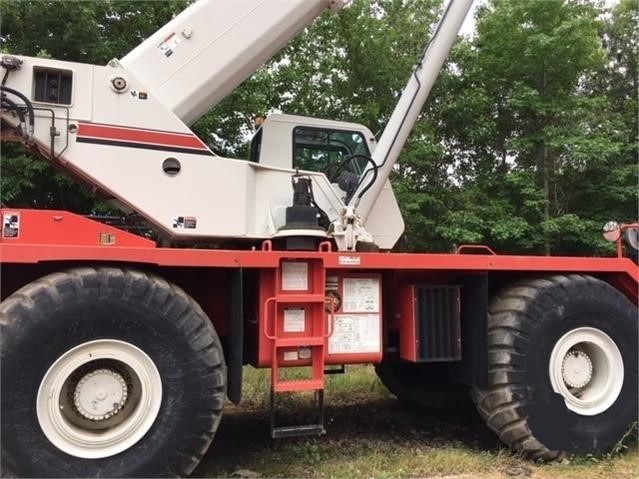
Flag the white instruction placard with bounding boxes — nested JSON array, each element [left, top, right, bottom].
[[283, 351, 299, 361], [281, 262, 308, 291], [328, 314, 380, 354], [342, 278, 379, 313], [283, 308, 305, 333]]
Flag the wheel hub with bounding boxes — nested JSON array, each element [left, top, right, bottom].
[[73, 368, 128, 421], [561, 349, 593, 389], [549, 327, 624, 416]]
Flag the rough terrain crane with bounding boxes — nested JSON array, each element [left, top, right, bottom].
[[0, 0, 637, 476]]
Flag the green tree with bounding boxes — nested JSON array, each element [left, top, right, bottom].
[[431, 0, 628, 255], [573, 0, 639, 226]]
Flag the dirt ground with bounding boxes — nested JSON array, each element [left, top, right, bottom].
[[192, 366, 639, 479], [192, 397, 486, 477], [191, 391, 638, 478]]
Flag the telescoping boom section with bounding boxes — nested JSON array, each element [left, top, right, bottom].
[[119, 0, 349, 125]]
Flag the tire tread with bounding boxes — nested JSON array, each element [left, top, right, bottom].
[[472, 275, 607, 461], [1, 266, 226, 477]]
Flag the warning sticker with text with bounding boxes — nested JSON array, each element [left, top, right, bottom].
[[281, 262, 308, 291], [283, 308, 305, 333], [342, 278, 379, 313], [328, 314, 380, 354], [2, 212, 20, 239]]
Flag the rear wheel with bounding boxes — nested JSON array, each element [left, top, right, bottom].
[[1, 267, 226, 477], [472, 275, 637, 460]]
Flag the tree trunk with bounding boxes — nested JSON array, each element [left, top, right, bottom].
[[543, 144, 551, 256]]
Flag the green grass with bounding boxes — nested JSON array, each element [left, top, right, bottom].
[[192, 365, 638, 478]]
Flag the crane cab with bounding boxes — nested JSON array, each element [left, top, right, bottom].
[[251, 114, 375, 169], [250, 114, 404, 248]]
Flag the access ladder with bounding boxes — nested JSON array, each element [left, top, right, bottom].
[[263, 258, 332, 438]]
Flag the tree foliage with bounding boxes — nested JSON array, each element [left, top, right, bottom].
[[1, 0, 636, 255], [405, 0, 637, 254]]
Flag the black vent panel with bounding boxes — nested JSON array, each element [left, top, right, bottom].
[[416, 286, 461, 361], [33, 68, 72, 105]]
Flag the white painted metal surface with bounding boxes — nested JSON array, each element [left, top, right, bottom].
[[548, 327, 624, 416], [120, 0, 349, 125], [0, 58, 346, 241], [0, 0, 467, 250], [258, 114, 405, 247], [36, 339, 162, 458], [73, 368, 128, 421]]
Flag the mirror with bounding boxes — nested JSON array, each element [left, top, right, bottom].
[[602, 221, 621, 242]]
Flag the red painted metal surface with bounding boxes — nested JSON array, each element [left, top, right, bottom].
[[2, 208, 637, 294], [255, 260, 383, 369], [261, 259, 327, 391], [398, 285, 418, 361], [0, 209, 154, 248], [78, 122, 209, 151], [397, 285, 462, 362], [2, 208, 636, 375]]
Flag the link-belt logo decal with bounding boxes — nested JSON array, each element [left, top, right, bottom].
[[76, 122, 212, 156]]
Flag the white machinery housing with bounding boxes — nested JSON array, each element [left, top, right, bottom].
[[0, 0, 472, 250]]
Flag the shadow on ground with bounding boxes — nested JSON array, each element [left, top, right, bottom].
[[192, 394, 502, 477]]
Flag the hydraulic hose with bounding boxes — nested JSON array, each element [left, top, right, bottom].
[[1, 85, 35, 141], [1, 96, 27, 139]]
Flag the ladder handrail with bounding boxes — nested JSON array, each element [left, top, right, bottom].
[[263, 297, 277, 340]]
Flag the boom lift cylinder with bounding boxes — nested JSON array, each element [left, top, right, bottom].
[[346, 0, 473, 227]]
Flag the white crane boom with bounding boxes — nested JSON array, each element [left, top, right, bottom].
[[347, 0, 473, 224], [0, 0, 470, 251], [119, 0, 349, 125]]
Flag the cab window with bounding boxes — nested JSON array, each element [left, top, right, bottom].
[[293, 127, 370, 180]]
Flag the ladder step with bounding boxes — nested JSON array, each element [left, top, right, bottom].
[[324, 364, 345, 375], [270, 389, 325, 439], [269, 259, 327, 439], [272, 424, 325, 439], [272, 294, 326, 303], [274, 378, 323, 393], [275, 337, 324, 347]]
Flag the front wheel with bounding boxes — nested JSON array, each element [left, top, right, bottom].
[[472, 275, 637, 460], [1, 267, 226, 477]]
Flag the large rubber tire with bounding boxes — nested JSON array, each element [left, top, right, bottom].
[[1, 267, 226, 477], [472, 275, 637, 460], [375, 358, 474, 416]]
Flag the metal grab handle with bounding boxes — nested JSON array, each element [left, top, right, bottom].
[[319, 241, 332, 252], [325, 314, 335, 339], [325, 298, 336, 339], [456, 244, 497, 255], [263, 297, 277, 340]]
